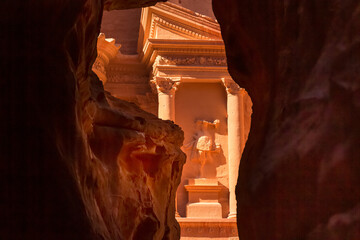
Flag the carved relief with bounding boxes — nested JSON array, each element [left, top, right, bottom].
[[195, 120, 220, 153], [154, 55, 227, 66]]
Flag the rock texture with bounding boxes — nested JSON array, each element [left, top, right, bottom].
[[213, 0, 360, 240], [0, 0, 184, 240]]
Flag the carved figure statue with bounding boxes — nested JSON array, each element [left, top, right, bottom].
[[184, 119, 221, 177]]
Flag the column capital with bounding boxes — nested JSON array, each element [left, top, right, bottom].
[[221, 78, 241, 95], [151, 77, 181, 94], [92, 33, 121, 84]]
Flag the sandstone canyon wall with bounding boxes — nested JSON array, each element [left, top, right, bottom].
[[213, 0, 360, 240], [0, 0, 187, 240]]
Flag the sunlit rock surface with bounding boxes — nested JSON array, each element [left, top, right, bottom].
[[0, 0, 184, 239], [85, 80, 185, 240], [213, 0, 360, 239]]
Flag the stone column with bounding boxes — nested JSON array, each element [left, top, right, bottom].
[[151, 77, 180, 217], [151, 77, 180, 121], [222, 78, 245, 219]]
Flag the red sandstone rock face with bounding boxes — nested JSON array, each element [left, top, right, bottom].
[[0, 0, 184, 239], [83, 80, 185, 240], [213, 0, 360, 239]]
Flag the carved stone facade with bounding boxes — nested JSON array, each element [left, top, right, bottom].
[[98, 2, 253, 239]]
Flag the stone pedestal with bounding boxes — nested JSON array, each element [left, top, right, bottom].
[[185, 179, 222, 219], [177, 218, 239, 240]]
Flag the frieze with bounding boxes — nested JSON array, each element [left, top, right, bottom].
[[154, 55, 227, 67]]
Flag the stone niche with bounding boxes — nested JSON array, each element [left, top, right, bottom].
[[183, 120, 223, 219]]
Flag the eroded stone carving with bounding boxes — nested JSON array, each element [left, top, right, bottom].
[[92, 33, 120, 83], [151, 76, 181, 94], [184, 119, 221, 178]]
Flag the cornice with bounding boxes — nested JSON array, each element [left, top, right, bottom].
[[154, 65, 229, 74], [141, 39, 226, 68], [146, 38, 225, 49]]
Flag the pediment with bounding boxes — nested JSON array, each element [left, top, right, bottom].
[[154, 25, 189, 40], [138, 2, 222, 48]]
